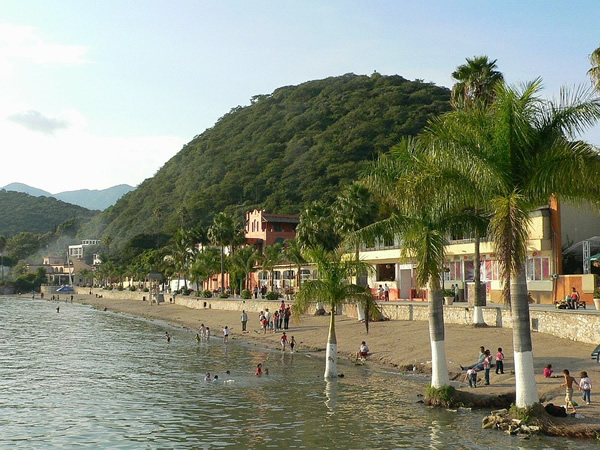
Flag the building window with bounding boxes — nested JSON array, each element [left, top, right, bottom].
[[481, 260, 500, 281], [526, 257, 550, 281], [443, 261, 463, 281], [283, 270, 294, 279], [376, 263, 395, 281], [273, 222, 282, 232]]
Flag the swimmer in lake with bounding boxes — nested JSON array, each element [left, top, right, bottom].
[[164, 332, 171, 343], [256, 363, 262, 376]]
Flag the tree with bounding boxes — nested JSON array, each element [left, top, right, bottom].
[[294, 247, 374, 379], [588, 45, 600, 91], [260, 243, 284, 291], [102, 235, 113, 256], [451, 55, 504, 109], [0, 235, 6, 282], [284, 239, 306, 292], [296, 202, 341, 251], [450, 55, 504, 325], [427, 79, 600, 407], [229, 245, 258, 292], [208, 212, 237, 292], [166, 228, 195, 291], [189, 247, 220, 292]]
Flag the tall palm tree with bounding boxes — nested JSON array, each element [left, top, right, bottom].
[[167, 228, 194, 291], [208, 212, 236, 292], [427, 79, 600, 407], [450, 55, 504, 325], [588, 44, 600, 91], [284, 239, 306, 292], [294, 247, 374, 379], [189, 247, 220, 292], [260, 243, 284, 291], [296, 202, 341, 251], [229, 245, 258, 292], [451, 55, 504, 109]]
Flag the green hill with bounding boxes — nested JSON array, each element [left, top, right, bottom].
[[0, 190, 98, 237], [84, 73, 451, 247]]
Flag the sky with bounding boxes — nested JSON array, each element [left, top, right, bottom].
[[1, 1, 599, 193]]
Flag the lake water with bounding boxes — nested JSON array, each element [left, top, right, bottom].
[[0, 297, 581, 448]]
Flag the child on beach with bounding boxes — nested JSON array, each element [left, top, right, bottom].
[[206, 327, 210, 340], [495, 347, 504, 374], [579, 371, 592, 405], [544, 364, 553, 378], [482, 350, 491, 385], [465, 368, 478, 388], [223, 326, 230, 343], [290, 336, 296, 353], [280, 332, 288, 352], [255, 363, 262, 377], [561, 369, 577, 413]]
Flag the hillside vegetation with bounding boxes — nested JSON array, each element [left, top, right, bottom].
[[83, 73, 451, 247], [0, 190, 98, 237]]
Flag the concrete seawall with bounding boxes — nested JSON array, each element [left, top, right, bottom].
[[73, 287, 600, 346]]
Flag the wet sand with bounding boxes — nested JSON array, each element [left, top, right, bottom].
[[42, 294, 600, 426]]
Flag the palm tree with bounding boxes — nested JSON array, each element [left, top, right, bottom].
[[260, 243, 284, 291], [426, 80, 600, 407], [296, 202, 341, 251], [229, 245, 258, 292], [588, 45, 600, 90], [294, 247, 374, 379], [189, 247, 220, 292], [284, 239, 306, 292], [451, 55, 504, 109], [450, 55, 504, 325], [208, 212, 236, 292], [167, 228, 194, 291]]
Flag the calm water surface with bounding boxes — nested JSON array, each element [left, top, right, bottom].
[[0, 297, 582, 448]]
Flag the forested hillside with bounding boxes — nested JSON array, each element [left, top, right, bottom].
[[83, 73, 451, 247], [0, 190, 98, 237]]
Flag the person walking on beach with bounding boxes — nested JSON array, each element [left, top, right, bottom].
[[561, 369, 578, 412], [495, 347, 504, 374], [290, 336, 296, 353], [579, 371, 592, 405], [241, 310, 248, 332], [206, 327, 210, 340], [280, 332, 288, 352], [223, 326, 229, 343], [199, 324, 206, 339], [284, 306, 291, 330]]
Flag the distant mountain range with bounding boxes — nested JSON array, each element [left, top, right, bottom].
[[2, 183, 135, 211]]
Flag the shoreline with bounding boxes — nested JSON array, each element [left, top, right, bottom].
[[17, 293, 600, 435]]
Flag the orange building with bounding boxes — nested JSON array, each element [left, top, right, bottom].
[[245, 209, 300, 252]]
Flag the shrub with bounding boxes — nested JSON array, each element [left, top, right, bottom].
[[143, 287, 149, 292], [425, 384, 456, 407], [203, 290, 213, 298], [509, 404, 533, 424], [129, 286, 137, 292], [241, 289, 251, 299], [117, 286, 124, 291], [594, 289, 600, 299], [219, 292, 229, 299], [266, 291, 280, 300], [441, 289, 454, 297]]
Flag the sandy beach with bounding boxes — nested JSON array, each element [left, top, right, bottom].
[[40, 293, 600, 428]]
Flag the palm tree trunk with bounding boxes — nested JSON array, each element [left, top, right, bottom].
[[428, 277, 450, 388], [324, 308, 337, 379], [472, 230, 486, 325], [511, 265, 539, 407]]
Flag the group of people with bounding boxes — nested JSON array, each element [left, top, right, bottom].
[[258, 302, 292, 333], [204, 370, 231, 382], [195, 323, 211, 341], [556, 287, 585, 309], [461, 345, 504, 387], [376, 284, 390, 301], [252, 285, 268, 299], [544, 365, 592, 412]]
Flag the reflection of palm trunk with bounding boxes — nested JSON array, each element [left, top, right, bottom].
[[324, 309, 337, 379], [511, 265, 539, 407], [428, 278, 449, 388], [472, 231, 485, 325]]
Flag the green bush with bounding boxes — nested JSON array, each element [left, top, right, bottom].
[[441, 289, 454, 297], [143, 287, 149, 292], [104, 286, 113, 290], [129, 286, 137, 292], [203, 290, 213, 298], [425, 384, 455, 404], [266, 291, 280, 300], [219, 292, 229, 299], [241, 289, 251, 299], [117, 286, 124, 291]]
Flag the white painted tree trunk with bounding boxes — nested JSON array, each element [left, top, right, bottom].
[[357, 303, 366, 321], [514, 350, 538, 407], [430, 339, 450, 388], [324, 310, 338, 379], [472, 305, 485, 325]]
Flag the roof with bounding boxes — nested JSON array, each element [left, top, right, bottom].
[[261, 213, 300, 224]]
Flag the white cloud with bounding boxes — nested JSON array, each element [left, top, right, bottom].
[[0, 24, 88, 66], [0, 111, 185, 193]]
